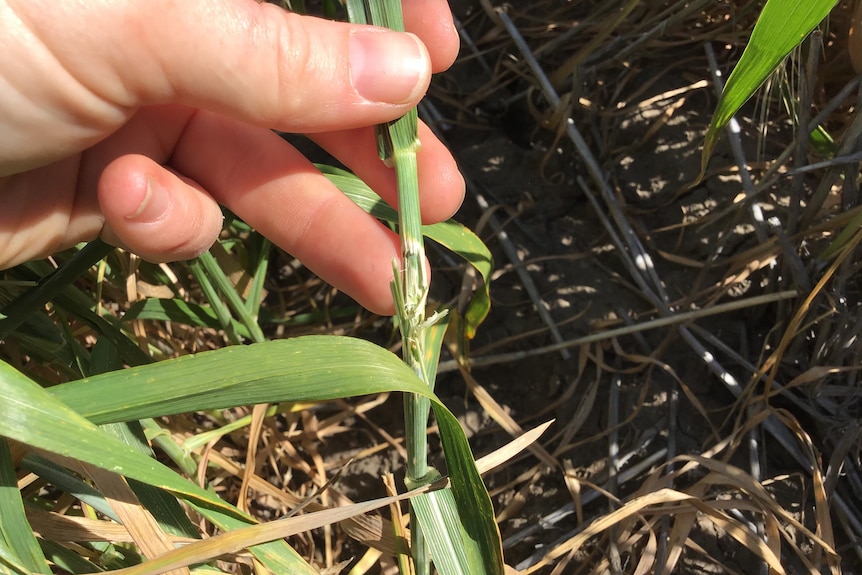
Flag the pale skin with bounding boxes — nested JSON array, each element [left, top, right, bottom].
[[0, 0, 464, 315]]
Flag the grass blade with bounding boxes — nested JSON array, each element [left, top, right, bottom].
[[21, 456, 120, 522], [187, 258, 242, 345], [38, 540, 104, 574], [0, 537, 34, 575], [410, 486, 472, 575], [99, 421, 201, 540], [343, 0, 500, 568], [0, 440, 50, 575], [0, 359, 319, 575], [48, 337, 505, 573], [3, 337, 503, 573], [122, 298, 252, 340], [0, 361, 241, 518], [243, 238, 271, 318], [702, 0, 838, 168], [0, 240, 114, 338], [196, 251, 266, 343]]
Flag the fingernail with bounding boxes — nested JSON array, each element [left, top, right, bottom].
[[127, 176, 170, 222], [350, 30, 429, 105]]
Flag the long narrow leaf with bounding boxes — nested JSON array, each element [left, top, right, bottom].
[[47, 337, 504, 573], [411, 487, 473, 575], [702, 0, 838, 166], [0, 536, 34, 575], [21, 456, 121, 522], [102, 423, 201, 540], [0, 440, 50, 575], [197, 251, 266, 343], [338, 0, 498, 569], [122, 298, 252, 339], [0, 361, 318, 575], [0, 240, 114, 338], [38, 540, 104, 574], [0, 363, 238, 518]]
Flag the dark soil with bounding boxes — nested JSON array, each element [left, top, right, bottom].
[[349, 1, 862, 573], [272, 2, 861, 572]]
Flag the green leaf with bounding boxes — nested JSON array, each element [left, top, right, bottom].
[[0, 359, 318, 575], [38, 540, 104, 574], [177, 405, 277, 457], [320, 165, 493, 338], [196, 250, 266, 343], [46, 337, 504, 574], [411, 483, 475, 575], [0, 440, 50, 575], [421, 307, 449, 387], [817, 207, 862, 262], [21, 455, 120, 522], [188, 257, 243, 345], [101, 421, 201, 539], [139, 418, 198, 477], [0, 363, 232, 516], [702, 0, 838, 168], [244, 238, 271, 318], [0, 240, 114, 339], [0, 536, 33, 575], [122, 298, 251, 339], [1, 267, 152, 367], [426, 220, 492, 340]]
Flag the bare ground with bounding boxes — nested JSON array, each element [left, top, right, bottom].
[[350, 1, 862, 572]]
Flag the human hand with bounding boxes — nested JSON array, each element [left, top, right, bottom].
[[0, 0, 463, 315]]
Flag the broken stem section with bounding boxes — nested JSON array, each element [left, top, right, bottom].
[[345, 1, 445, 573]]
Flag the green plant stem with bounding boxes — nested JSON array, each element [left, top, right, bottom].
[[196, 251, 267, 344], [389, 114, 436, 575], [245, 238, 272, 318], [344, 1, 451, 572], [391, 149, 432, 478], [187, 258, 242, 345]]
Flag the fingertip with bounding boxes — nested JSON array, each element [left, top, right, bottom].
[[403, 0, 460, 72], [354, 255, 433, 318], [312, 121, 464, 225], [432, 16, 460, 72], [98, 155, 223, 262], [333, 223, 400, 316], [416, 122, 465, 223], [362, 291, 397, 317]]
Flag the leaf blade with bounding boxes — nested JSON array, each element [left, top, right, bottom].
[[48, 337, 504, 574], [0, 360, 319, 575], [702, 0, 838, 166], [0, 440, 51, 575]]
